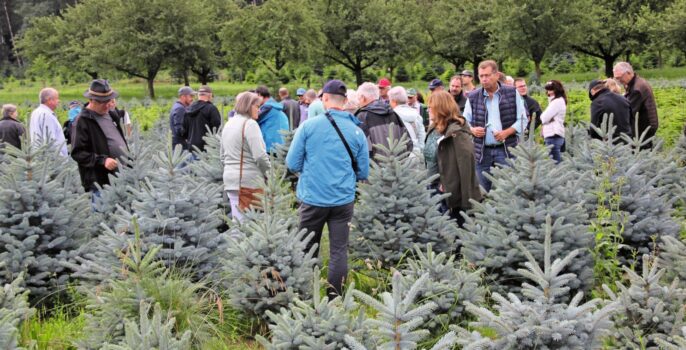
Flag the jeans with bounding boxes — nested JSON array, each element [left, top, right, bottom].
[[544, 135, 565, 164], [298, 202, 355, 297], [90, 189, 101, 212], [476, 145, 512, 192]]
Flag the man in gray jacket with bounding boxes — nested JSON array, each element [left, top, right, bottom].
[[355, 82, 412, 160]]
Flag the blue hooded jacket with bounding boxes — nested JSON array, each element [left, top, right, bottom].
[[258, 98, 289, 152], [286, 109, 369, 207]]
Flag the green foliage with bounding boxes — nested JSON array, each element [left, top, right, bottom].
[[459, 139, 595, 297], [0, 138, 92, 304], [0, 272, 34, 349], [344, 272, 458, 350], [100, 302, 192, 350], [19, 303, 85, 350], [77, 224, 224, 349], [603, 255, 686, 349], [256, 267, 365, 349], [401, 244, 485, 330], [453, 217, 617, 349], [224, 166, 317, 323], [590, 157, 629, 295], [352, 134, 459, 267], [659, 236, 686, 286]]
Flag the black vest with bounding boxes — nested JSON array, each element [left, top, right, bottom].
[[467, 83, 519, 161]]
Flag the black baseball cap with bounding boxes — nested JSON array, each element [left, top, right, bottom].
[[320, 80, 347, 97]]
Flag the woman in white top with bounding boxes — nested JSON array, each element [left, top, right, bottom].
[[220, 91, 270, 222], [540, 80, 567, 163]]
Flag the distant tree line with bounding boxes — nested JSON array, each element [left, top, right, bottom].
[[2, 0, 685, 97]]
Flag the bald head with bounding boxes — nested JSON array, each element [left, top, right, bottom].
[[278, 87, 289, 99]]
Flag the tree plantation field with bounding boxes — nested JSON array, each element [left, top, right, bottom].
[[2, 99, 686, 349]]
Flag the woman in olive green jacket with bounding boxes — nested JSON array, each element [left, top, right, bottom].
[[427, 91, 482, 226]]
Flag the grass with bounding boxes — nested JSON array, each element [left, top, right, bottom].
[[20, 305, 86, 349]]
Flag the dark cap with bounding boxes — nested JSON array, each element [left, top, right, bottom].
[[588, 79, 604, 92], [68, 100, 82, 108], [320, 79, 347, 97], [83, 79, 119, 102], [198, 85, 213, 94], [460, 70, 473, 77], [428, 78, 443, 90], [178, 86, 196, 96]]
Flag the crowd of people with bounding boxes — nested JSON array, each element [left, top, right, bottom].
[[0, 60, 659, 297]]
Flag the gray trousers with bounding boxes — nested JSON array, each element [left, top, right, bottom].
[[298, 202, 354, 297]]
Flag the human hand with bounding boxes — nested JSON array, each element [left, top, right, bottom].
[[493, 128, 514, 142], [471, 127, 485, 137], [104, 158, 118, 170]]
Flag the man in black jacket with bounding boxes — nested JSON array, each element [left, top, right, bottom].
[[588, 79, 632, 143], [181, 85, 221, 155], [355, 82, 412, 160], [71, 79, 128, 198]]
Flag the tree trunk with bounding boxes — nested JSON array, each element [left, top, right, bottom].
[[604, 55, 617, 78], [85, 70, 98, 80], [147, 78, 155, 98], [534, 60, 542, 83], [2, 0, 21, 67], [354, 67, 363, 86], [183, 71, 190, 86]]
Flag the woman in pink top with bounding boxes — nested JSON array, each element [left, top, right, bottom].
[[541, 80, 567, 163]]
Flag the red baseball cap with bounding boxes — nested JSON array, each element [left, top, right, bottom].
[[377, 78, 391, 88]]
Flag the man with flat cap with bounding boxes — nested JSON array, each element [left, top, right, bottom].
[[71, 79, 129, 200], [286, 79, 369, 298], [461, 70, 476, 94], [170, 86, 195, 150]]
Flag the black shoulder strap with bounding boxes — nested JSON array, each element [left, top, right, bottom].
[[325, 111, 359, 173]]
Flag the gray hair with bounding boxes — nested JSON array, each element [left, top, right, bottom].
[[2, 104, 17, 119], [388, 86, 408, 104], [614, 61, 634, 75], [278, 87, 289, 97], [39, 88, 58, 104], [304, 89, 318, 101], [234, 91, 261, 116], [357, 82, 380, 101]]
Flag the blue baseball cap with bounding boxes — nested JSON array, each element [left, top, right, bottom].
[[296, 88, 306, 96], [428, 79, 443, 90]]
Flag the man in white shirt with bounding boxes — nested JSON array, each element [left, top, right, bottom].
[[29, 88, 67, 157]]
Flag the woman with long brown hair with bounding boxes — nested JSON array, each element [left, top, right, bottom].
[[425, 91, 482, 226]]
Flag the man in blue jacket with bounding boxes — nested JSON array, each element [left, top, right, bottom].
[[255, 86, 289, 153], [286, 79, 369, 298]]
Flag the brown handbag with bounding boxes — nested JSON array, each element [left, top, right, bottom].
[[238, 118, 263, 211]]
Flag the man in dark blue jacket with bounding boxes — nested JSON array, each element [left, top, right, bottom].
[[169, 86, 195, 150]]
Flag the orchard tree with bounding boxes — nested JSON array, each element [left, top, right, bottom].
[[489, 0, 584, 80], [316, 0, 414, 85], [419, 0, 490, 75], [570, 0, 664, 77], [661, 0, 686, 56], [222, 0, 322, 81]]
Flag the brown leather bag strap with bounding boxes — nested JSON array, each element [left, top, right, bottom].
[[239, 118, 249, 187]]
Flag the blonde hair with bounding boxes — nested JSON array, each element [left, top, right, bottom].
[[605, 78, 622, 94]]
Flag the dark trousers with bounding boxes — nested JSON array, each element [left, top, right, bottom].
[[298, 202, 354, 297], [476, 145, 512, 192]]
